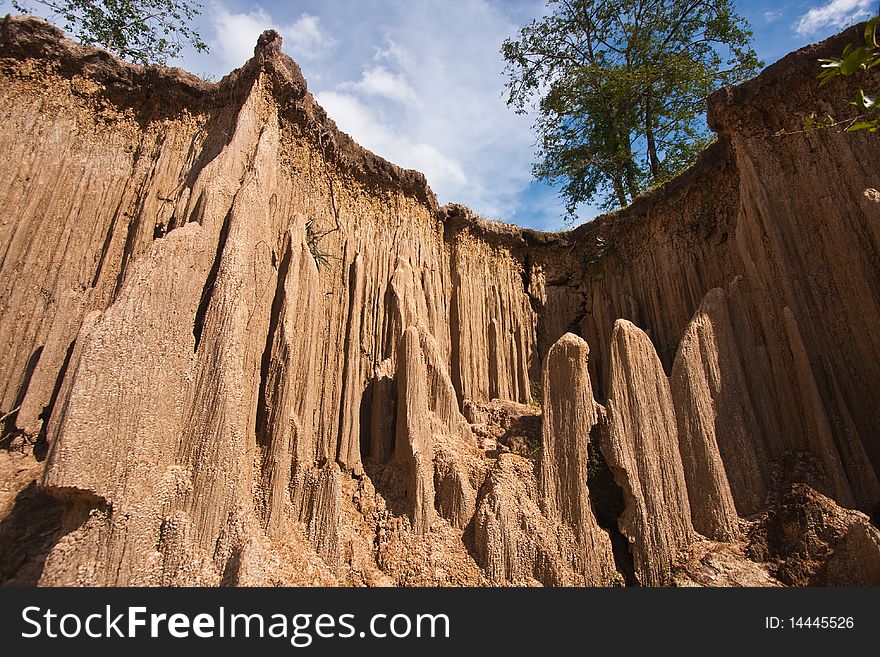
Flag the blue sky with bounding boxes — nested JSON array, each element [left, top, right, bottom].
[[18, 1, 879, 230]]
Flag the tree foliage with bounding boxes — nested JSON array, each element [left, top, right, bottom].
[[817, 15, 879, 133], [9, 0, 208, 65], [502, 0, 761, 217]]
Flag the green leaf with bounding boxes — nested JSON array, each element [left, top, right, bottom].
[[840, 46, 869, 75], [865, 15, 879, 48], [845, 120, 880, 132], [818, 58, 843, 85]]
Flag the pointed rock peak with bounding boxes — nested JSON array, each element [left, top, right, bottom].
[[390, 258, 431, 339], [611, 318, 656, 362], [256, 30, 283, 56]]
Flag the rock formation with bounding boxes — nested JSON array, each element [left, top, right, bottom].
[[602, 320, 695, 586], [472, 332, 619, 586], [474, 453, 587, 586], [538, 333, 617, 583], [393, 326, 437, 534], [747, 484, 880, 586], [670, 287, 748, 540], [1, 15, 879, 586]]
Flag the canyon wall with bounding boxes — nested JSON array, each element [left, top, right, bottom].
[[0, 16, 878, 586]]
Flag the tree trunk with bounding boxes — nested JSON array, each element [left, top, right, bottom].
[[645, 92, 661, 179], [608, 110, 630, 207], [624, 159, 639, 200], [620, 130, 639, 200], [612, 173, 627, 207]]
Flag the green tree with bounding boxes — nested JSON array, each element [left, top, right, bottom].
[[502, 0, 761, 217], [8, 0, 208, 65]]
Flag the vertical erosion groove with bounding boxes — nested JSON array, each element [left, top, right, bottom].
[[192, 209, 233, 350], [255, 235, 292, 449]]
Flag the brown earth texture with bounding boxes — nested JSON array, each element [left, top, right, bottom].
[[0, 14, 879, 586]]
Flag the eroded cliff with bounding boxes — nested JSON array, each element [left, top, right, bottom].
[[1, 15, 879, 586]]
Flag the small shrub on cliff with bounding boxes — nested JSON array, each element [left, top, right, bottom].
[[817, 15, 879, 133], [305, 219, 333, 271], [778, 16, 880, 137]]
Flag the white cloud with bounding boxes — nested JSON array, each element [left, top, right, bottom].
[[342, 66, 420, 106], [282, 13, 336, 60], [795, 0, 875, 36], [207, 4, 334, 70], [373, 37, 411, 68], [763, 9, 783, 23], [317, 90, 466, 193], [209, 4, 271, 70]]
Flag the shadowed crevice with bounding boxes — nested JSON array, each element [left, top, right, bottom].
[[587, 436, 637, 587]]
